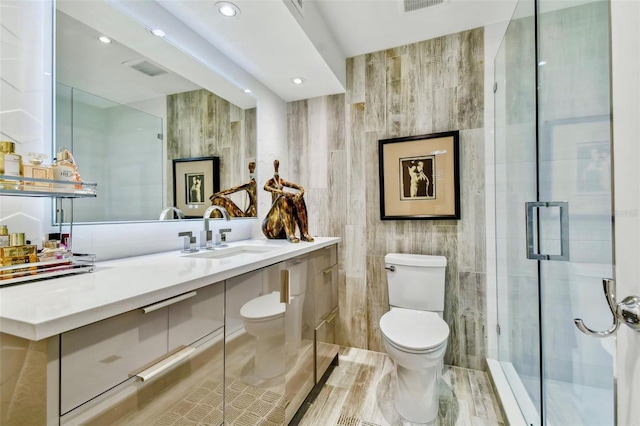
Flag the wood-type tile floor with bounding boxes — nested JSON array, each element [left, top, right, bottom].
[[298, 347, 504, 426]]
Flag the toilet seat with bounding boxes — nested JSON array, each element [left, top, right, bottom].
[[380, 308, 449, 353], [240, 292, 285, 321]]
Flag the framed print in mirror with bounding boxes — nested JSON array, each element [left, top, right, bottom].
[[378, 131, 460, 220], [173, 157, 220, 218], [541, 114, 611, 217]]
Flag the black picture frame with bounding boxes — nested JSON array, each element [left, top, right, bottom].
[[378, 131, 460, 220], [172, 157, 220, 218]]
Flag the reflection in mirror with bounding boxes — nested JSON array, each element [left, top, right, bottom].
[[54, 8, 257, 223], [56, 83, 164, 222]]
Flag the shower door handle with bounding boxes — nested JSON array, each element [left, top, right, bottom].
[[525, 201, 570, 261], [574, 278, 640, 337]]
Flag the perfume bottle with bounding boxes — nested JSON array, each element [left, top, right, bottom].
[[0, 141, 22, 189], [0, 225, 9, 248], [23, 152, 50, 185], [52, 148, 82, 189]]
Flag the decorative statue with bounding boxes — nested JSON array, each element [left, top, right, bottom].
[[262, 159, 314, 243], [208, 161, 257, 218]]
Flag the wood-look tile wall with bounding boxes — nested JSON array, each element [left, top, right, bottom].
[[287, 28, 486, 370], [166, 89, 256, 205]]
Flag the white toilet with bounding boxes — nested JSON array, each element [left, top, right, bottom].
[[240, 291, 286, 379], [379, 253, 450, 424], [240, 262, 307, 379]]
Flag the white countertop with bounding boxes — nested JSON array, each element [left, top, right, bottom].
[[0, 237, 340, 341]]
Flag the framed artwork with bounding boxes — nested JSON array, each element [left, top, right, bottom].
[[541, 115, 611, 217], [378, 131, 460, 220], [172, 157, 220, 218]]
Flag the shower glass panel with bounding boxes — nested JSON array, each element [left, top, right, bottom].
[[494, 0, 541, 423], [537, 1, 614, 425], [55, 83, 164, 223], [495, 1, 614, 425]]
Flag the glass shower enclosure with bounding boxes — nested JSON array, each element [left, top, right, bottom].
[[494, 0, 614, 424]]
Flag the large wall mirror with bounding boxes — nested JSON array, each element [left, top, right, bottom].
[[55, 1, 257, 223]]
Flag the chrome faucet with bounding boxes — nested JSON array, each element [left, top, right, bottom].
[[178, 231, 198, 253], [201, 206, 231, 249], [159, 206, 185, 220]]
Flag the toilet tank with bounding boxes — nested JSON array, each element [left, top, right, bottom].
[[385, 253, 447, 312]]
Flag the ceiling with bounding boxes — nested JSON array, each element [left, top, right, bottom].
[[152, 0, 517, 101], [58, 0, 517, 108], [56, 10, 201, 108]]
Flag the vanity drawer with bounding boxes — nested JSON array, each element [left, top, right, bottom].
[[313, 263, 338, 326], [168, 282, 224, 351], [314, 306, 339, 384], [60, 307, 168, 414], [308, 244, 337, 276]]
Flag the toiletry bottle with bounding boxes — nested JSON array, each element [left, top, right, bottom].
[[0, 226, 9, 248], [52, 147, 82, 189], [9, 233, 26, 247], [0, 141, 23, 189], [23, 152, 49, 186]]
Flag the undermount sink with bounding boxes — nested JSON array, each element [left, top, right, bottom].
[[185, 244, 281, 259]]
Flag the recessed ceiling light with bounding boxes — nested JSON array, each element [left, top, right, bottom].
[[244, 88, 252, 94], [150, 28, 166, 38], [291, 77, 305, 85], [98, 35, 112, 44], [216, 2, 240, 17]]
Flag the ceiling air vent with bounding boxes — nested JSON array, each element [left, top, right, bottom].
[[125, 59, 169, 77], [288, 0, 303, 17], [404, 0, 448, 12]]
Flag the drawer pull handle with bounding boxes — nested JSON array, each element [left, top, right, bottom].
[[324, 311, 337, 324], [280, 270, 290, 304], [289, 256, 307, 265], [142, 291, 197, 314], [133, 345, 196, 381], [323, 267, 333, 275]]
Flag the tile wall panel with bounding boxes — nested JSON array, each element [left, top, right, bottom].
[[288, 28, 486, 369], [167, 89, 255, 205]]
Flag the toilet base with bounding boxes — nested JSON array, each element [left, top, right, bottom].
[[254, 333, 285, 379], [394, 364, 440, 424]]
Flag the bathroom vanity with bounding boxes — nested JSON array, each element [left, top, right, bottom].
[[0, 238, 340, 425]]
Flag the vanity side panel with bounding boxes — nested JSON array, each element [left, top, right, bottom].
[[0, 333, 50, 425]]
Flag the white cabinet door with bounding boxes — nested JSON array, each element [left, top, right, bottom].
[[168, 283, 224, 351], [60, 307, 168, 414]]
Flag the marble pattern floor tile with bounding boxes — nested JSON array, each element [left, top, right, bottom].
[[299, 347, 504, 426]]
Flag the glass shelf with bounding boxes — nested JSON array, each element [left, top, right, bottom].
[[0, 175, 97, 198], [0, 252, 96, 287], [0, 175, 98, 286]]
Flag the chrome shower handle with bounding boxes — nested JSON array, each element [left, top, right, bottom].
[[574, 278, 640, 337], [617, 295, 640, 331], [525, 201, 570, 261]]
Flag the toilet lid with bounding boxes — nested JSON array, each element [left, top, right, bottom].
[[379, 308, 449, 352], [240, 292, 285, 321]]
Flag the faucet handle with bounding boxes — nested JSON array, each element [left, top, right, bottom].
[[178, 232, 198, 253], [219, 228, 232, 242]]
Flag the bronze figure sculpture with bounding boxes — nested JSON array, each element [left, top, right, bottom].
[[208, 161, 257, 218], [262, 159, 314, 243]]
